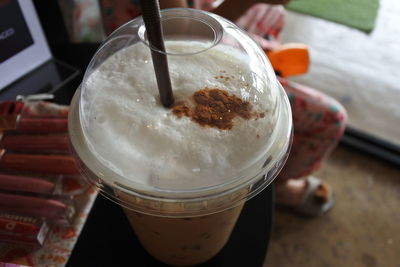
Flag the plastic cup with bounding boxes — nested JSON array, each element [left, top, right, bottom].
[[68, 8, 292, 266]]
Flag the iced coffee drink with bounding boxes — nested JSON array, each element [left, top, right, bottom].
[[69, 9, 292, 266]]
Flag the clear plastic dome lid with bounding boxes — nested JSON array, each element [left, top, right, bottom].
[[73, 8, 292, 199]]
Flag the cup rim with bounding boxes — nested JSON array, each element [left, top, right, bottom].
[[137, 8, 224, 56]]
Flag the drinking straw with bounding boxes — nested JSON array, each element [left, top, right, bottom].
[[139, 0, 174, 107]]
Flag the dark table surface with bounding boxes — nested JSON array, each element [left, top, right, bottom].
[[67, 185, 274, 267]]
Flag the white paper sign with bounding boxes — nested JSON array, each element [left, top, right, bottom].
[[0, 0, 52, 90]]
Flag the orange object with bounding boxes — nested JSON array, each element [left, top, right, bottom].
[[266, 43, 310, 78]]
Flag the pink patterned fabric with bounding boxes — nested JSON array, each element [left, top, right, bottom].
[[278, 78, 347, 180], [193, 1, 285, 39], [99, 0, 141, 35], [57, 0, 105, 42], [236, 3, 285, 39]]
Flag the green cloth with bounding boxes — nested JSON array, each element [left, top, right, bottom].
[[286, 0, 380, 32]]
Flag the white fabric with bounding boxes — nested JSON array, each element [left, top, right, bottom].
[[280, 0, 400, 146]]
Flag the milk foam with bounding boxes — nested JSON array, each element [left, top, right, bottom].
[[81, 41, 278, 190]]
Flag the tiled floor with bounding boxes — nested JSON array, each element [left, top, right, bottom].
[[264, 146, 400, 267]]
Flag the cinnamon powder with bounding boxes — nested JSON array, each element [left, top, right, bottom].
[[171, 88, 265, 130]]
